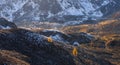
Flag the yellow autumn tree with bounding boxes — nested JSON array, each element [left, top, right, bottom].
[[47, 37, 53, 43], [72, 47, 78, 56]]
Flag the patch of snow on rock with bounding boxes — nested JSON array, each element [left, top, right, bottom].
[[102, 0, 110, 6], [0, 25, 11, 29], [73, 42, 80, 46], [51, 34, 68, 43]]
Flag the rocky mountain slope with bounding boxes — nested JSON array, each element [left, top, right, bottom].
[[62, 18, 120, 48], [0, 28, 120, 65], [0, 0, 119, 22], [0, 1, 120, 65], [0, 29, 75, 65]]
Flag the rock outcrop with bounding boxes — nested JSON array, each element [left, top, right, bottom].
[[0, 18, 17, 29], [36, 30, 94, 45]]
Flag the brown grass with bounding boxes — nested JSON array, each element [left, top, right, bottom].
[[0, 50, 29, 65]]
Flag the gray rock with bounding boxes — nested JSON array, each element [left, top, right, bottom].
[[0, 18, 17, 29]]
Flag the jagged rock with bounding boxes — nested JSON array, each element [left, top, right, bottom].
[[37, 30, 95, 45], [0, 18, 17, 29], [38, 30, 70, 43]]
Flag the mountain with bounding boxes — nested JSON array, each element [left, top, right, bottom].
[[0, 0, 119, 22]]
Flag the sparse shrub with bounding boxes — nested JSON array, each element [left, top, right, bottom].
[[47, 37, 53, 43]]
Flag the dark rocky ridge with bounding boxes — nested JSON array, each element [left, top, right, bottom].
[[0, 18, 17, 29], [34, 29, 94, 44], [0, 29, 75, 65]]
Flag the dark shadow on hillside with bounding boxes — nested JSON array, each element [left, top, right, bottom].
[[0, 29, 76, 65]]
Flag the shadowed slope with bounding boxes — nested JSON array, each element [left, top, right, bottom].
[[0, 29, 75, 65]]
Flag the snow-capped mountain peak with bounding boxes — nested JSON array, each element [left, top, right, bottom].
[[0, 0, 119, 22]]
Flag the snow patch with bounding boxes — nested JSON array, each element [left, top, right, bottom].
[[0, 25, 11, 29], [51, 34, 63, 41], [47, 11, 54, 18], [80, 0, 95, 15], [73, 42, 79, 46], [102, 0, 110, 6], [92, 11, 103, 17], [20, 11, 25, 16], [43, 29, 60, 32], [65, 7, 84, 15], [34, 17, 40, 21], [51, 34, 68, 43]]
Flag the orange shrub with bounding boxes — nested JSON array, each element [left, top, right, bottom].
[[72, 47, 78, 56], [47, 37, 53, 43]]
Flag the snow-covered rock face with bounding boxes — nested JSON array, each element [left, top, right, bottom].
[[39, 29, 70, 43], [0, 0, 118, 22]]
